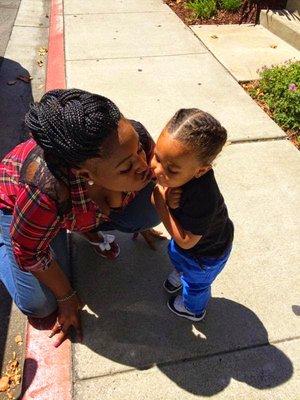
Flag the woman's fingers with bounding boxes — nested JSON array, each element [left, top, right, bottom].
[[148, 228, 166, 240], [53, 330, 69, 348], [141, 230, 157, 250], [140, 229, 167, 250], [49, 321, 64, 338]]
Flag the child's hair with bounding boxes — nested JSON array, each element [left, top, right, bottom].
[[167, 108, 227, 166]]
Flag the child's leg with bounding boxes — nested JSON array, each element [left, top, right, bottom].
[[168, 240, 184, 274], [181, 247, 231, 315]]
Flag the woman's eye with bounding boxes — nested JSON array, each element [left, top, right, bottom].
[[120, 163, 133, 174], [168, 169, 178, 175]]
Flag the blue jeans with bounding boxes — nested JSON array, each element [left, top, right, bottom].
[[0, 182, 160, 318], [0, 210, 70, 318], [168, 240, 232, 314]]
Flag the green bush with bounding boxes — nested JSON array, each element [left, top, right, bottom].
[[254, 61, 300, 132], [187, 0, 217, 19], [218, 0, 242, 11]]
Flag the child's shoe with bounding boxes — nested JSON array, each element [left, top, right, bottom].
[[163, 270, 182, 294], [167, 295, 206, 322]]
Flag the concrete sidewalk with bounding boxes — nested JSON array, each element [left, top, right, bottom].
[[64, 1, 300, 399]]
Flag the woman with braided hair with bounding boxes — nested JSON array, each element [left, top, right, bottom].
[[0, 89, 161, 347]]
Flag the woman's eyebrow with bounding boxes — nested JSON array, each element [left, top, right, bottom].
[[115, 154, 132, 168]]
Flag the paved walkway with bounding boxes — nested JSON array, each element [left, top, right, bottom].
[[63, 1, 300, 399]]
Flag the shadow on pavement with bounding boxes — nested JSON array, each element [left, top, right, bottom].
[[72, 233, 293, 396], [0, 57, 32, 160]]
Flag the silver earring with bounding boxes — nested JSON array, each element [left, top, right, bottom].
[[88, 180, 94, 186]]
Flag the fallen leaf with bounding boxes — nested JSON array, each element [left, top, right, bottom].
[[38, 47, 48, 56], [0, 376, 9, 392], [17, 75, 32, 83], [14, 335, 22, 345], [211, 35, 218, 39], [7, 80, 17, 86], [270, 44, 277, 48]]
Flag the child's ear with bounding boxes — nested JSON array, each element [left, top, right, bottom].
[[194, 165, 211, 178]]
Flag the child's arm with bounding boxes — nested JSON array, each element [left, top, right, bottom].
[[152, 185, 201, 250]]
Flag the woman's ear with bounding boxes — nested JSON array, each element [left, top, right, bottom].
[[194, 165, 211, 178], [71, 167, 92, 182]]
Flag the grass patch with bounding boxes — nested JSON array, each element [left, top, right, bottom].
[[218, 0, 242, 11], [187, 0, 217, 18]]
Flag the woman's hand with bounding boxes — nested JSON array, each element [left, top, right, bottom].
[[137, 228, 166, 250], [49, 293, 83, 348], [166, 188, 182, 209]]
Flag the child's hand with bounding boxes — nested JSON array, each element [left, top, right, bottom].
[[166, 188, 182, 209]]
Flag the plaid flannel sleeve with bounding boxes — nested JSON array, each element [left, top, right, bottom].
[[10, 184, 62, 272]]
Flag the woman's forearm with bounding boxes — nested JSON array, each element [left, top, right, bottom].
[[32, 260, 73, 299]]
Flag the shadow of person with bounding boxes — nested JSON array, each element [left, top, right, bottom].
[[72, 233, 293, 396], [0, 57, 33, 160], [20, 358, 38, 399]]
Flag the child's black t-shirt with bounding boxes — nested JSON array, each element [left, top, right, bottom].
[[170, 169, 234, 259]]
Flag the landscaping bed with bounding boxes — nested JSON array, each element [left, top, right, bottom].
[[164, 0, 287, 25], [242, 61, 300, 149]]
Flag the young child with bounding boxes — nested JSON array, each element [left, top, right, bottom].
[[151, 109, 234, 321]]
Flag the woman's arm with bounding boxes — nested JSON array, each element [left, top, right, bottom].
[[11, 186, 82, 346], [152, 185, 201, 250]]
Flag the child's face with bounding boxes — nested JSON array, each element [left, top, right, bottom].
[[151, 129, 210, 188]]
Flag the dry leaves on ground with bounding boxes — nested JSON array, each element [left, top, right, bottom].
[[0, 351, 22, 400], [36, 46, 48, 68]]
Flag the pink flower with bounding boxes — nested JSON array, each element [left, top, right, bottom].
[[289, 83, 298, 91]]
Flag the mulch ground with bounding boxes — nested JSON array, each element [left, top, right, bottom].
[[242, 81, 300, 149], [164, 0, 287, 25]]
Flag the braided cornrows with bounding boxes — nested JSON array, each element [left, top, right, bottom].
[[168, 108, 227, 165], [25, 89, 121, 177]]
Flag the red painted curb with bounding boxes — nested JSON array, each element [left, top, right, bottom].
[[46, 0, 66, 91], [22, 1, 72, 399]]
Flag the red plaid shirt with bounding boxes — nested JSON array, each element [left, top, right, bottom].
[[0, 131, 153, 272]]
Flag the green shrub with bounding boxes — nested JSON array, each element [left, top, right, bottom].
[[187, 0, 217, 19], [218, 0, 242, 11], [255, 61, 300, 132]]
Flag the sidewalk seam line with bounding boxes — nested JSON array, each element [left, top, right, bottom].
[[75, 336, 300, 382], [14, 24, 49, 29], [65, 51, 208, 62], [230, 137, 287, 145], [64, 11, 171, 15]]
